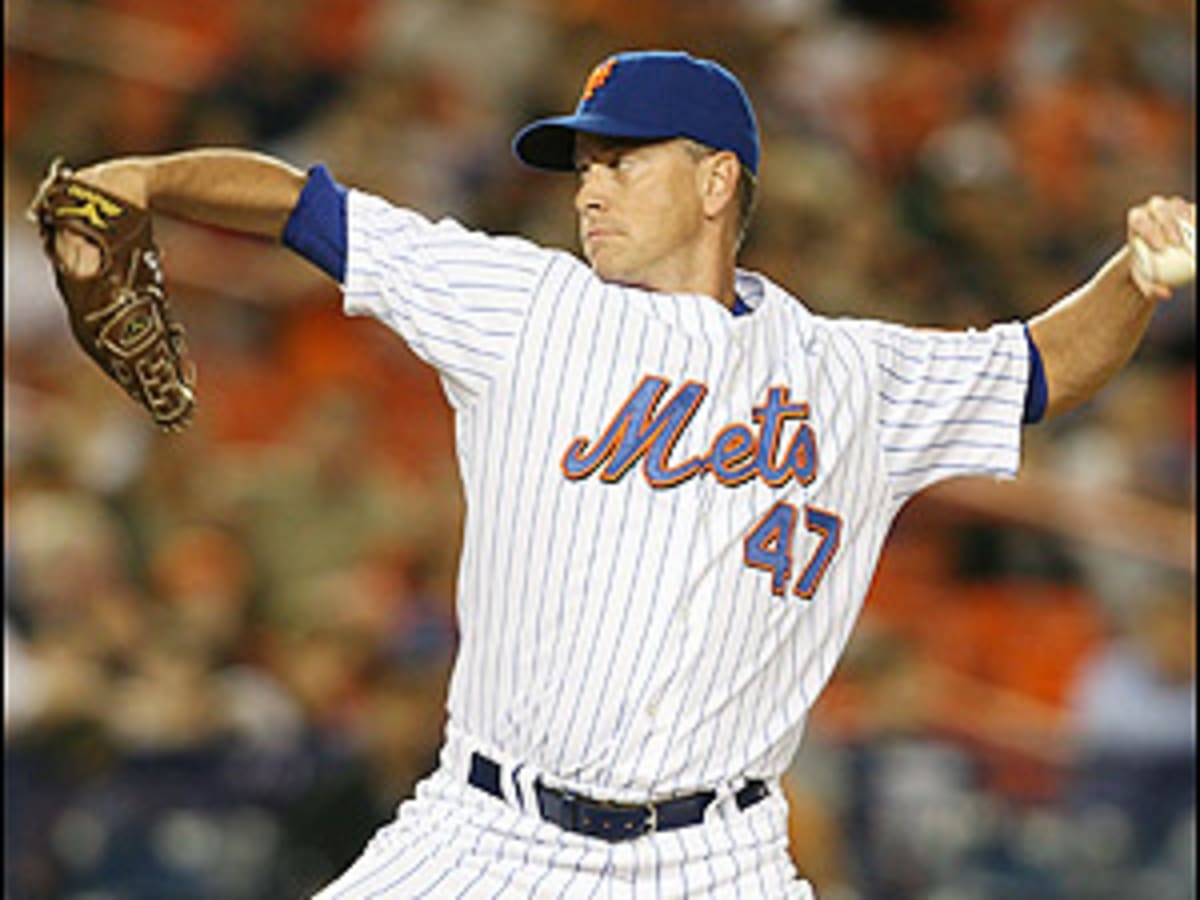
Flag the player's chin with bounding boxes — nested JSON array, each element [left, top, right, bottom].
[[587, 254, 614, 282], [587, 251, 632, 286]]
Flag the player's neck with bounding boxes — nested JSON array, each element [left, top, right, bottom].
[[628, 246, 738, 309]]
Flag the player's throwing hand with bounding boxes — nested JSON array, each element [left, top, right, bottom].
[[1127, 195, 1196, 299]]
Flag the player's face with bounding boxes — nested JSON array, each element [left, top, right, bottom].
[[574, 135, 708, 290]]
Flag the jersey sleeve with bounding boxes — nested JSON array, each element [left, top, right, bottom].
[[856, 320, 1029, 506], [341, 189, 552, 408]]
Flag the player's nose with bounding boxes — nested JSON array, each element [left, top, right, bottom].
[[574, 165, 611, 215]]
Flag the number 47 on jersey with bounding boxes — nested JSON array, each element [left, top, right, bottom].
[[743, 501, 841, 599]]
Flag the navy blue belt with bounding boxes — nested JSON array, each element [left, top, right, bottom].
[[468, 752, 768, 843]]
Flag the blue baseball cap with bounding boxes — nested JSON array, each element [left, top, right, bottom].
[[513, 50, 761, 176]]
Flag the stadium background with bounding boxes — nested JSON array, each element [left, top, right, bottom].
[[3, 1, 1194, 898]]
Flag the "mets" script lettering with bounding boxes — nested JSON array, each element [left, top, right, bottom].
[[561, 375, 817, 490]]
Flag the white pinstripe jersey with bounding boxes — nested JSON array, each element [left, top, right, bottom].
[[343, 189, 1027, 803]]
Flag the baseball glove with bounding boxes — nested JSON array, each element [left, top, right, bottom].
[[27, 158, 196, 431]]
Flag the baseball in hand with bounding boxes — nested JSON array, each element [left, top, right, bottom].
[[1131, 217, 1195, 288]]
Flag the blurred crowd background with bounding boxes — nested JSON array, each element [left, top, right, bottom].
[[3, 0, 1195, 898]]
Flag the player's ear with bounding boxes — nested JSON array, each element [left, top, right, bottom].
[[699, 151, 740, 222]]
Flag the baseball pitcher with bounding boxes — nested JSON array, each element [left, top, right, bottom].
[[32, 51, 1195, 898]]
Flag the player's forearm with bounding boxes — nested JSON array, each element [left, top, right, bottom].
[[1028, 194, 1195, 420], [75, 149, 306, 240], [1027, 248, 1155, 420]]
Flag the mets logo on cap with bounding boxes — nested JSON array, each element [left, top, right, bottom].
[[580, 57, 618, 103]]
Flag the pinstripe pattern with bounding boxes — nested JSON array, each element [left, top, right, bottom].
[[325, 191, 1028, 897]]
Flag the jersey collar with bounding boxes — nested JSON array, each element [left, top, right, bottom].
[[731, 268, 766, 316]]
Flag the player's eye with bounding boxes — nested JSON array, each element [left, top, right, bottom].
[[614, 151, 640, 172]]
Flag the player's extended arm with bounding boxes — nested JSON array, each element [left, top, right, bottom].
[[73, 148, 307, 239], [1027, 195, 1195, 420]]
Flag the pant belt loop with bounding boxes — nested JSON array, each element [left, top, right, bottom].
[[509, 762, 533, 815]]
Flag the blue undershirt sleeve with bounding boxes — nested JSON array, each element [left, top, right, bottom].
[[281, 163, 348, 283], [1022, 323, 1048, 424]]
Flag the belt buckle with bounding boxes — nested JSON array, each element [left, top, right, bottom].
[[641, 801, 658, 835]]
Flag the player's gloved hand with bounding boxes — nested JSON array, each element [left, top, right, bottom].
[[27, 158, 197, 431], [1126, 195, 1196, 300]]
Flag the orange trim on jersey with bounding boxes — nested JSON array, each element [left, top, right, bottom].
[[794, 505, 841, 601], [754, 388, 810, 488], [708, 423, 757, 486], [562, 377, 824, 494], [559, 375, 668, 482], [743, 501, 797, 597], [643, 394, 709, 488], [600, 378, 706, 484], [785, 423, 818, 486], [561, 375, 709, 486]]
